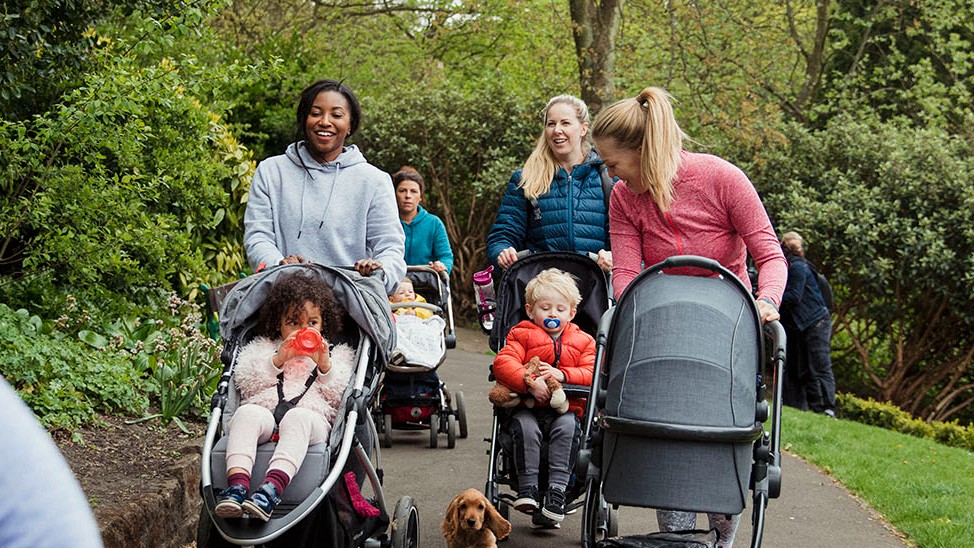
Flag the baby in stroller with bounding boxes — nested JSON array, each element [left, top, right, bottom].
[[215, 271, 357, 521], [388, 275, 449, 369], [390, 278, 433, 319], [492, 268, 596, 526]]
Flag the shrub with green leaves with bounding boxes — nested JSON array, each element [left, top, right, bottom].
[[0, 303, 147, 429], [0, 4, 259, 318], [78, 292, 222, 429], [837, 393, 974, 452], [752, 113, 974, 423]]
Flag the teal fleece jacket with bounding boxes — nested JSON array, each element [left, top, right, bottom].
[[401, 205, 454, 273], [244, 142, 406, 294]]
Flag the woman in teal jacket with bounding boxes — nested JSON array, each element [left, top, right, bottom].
[[486, 95, 612, 272], [392, 166, 454, 273]]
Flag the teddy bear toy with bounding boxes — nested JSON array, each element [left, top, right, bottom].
[[488, 356, 568, 414]]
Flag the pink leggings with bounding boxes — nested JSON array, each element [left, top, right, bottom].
[[225, 404, 329, 478]]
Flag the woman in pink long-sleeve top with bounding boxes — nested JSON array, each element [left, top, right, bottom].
[[591, 86, 787, 547]]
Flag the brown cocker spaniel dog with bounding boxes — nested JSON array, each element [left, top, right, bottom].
[[442, 488, 512, 547]]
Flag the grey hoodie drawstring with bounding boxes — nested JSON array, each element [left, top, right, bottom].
[[317, 163, 340, 230], [297, 170, 311, 240]]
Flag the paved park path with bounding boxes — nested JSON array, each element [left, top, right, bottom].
[[378, 326, 910, 547]]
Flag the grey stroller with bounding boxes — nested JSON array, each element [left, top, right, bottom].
[[196, 264, 420, 547], [578, 256, 785, 548]]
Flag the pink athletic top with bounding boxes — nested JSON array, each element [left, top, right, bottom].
[[609, 151, 787, 304]]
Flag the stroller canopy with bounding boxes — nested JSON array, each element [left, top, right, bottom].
[[489, 251, 610, 352], [218, 264, 396, 367]]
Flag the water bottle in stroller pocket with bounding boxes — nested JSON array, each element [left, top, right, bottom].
[[473, 265, 496, 333]]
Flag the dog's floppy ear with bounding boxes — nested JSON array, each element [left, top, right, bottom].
[[441, 493, 461, 544], [483, 496, 512, 540]]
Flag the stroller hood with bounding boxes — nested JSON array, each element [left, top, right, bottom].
[[218, 264, 396, 366], [489, 251, 610, 352]]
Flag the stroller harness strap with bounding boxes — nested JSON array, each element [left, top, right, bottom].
[[272, 368, 320, 430]]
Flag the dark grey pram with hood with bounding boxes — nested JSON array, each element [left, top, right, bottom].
[[196, 264, 420, 547], [578, 256, 784, 548]]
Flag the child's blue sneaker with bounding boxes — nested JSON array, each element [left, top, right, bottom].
[[215, 484, 248, 519], [242, 482, 281, 522]]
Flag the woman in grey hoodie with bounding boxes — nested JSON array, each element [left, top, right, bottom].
[[244, 79, 406, 294]]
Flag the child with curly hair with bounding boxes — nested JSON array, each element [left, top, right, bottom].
[[215, 271, 354, 521]]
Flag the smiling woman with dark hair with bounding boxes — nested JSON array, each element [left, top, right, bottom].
[[244, 79, 405, 294]]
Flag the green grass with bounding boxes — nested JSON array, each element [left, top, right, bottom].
[[783, 408, 974, 548]]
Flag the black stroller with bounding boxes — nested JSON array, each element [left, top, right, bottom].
[[483, 251, 615, 529], [375, 265, 467, 449], [196, 264, 421, 547], [577, 256, 785, 548]]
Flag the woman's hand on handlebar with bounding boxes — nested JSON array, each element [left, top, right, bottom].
[[756, 299, 780, 324], [280, 254, 310, 265], [354, 258, 383, 277], [429, 260, 448, 273], [497, 247, 519, 269], [596, 249, 612, 272]]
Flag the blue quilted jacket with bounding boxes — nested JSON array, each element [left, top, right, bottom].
[[486, 151, 610, 267]]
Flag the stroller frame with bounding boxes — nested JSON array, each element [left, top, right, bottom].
[[375, 265, 467, 449], [481, 251, 615, 530], [576, 256, 784, 548], [196, 264, 421, 548]]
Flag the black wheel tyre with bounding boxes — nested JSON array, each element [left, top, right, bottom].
[[582, 478, 609, 547], [446, 414, 457, 449], [383, 414, 394, 449], [455, 391, 468, 439], [429, 415, 439, 448], [391, 495, 420, 548], [498, 498, 510, 521], [196, 504, 234, 548]]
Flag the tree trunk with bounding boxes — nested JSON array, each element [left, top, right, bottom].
[[569, 0, 625, 114]]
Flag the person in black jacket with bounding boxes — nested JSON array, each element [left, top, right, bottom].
[[780, 231, 836, 417]]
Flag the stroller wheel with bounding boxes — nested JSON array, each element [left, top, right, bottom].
[[446, 413, 457, 449], [454, 391, 468, 439], [391, 495, 420, 548], [383, 414, 394, 448], [196, 503, 234, 548], [429, 414, 439, 448], [582, 477, 617, 547]]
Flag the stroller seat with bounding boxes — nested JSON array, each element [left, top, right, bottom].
[[210, 439, 331, 509]]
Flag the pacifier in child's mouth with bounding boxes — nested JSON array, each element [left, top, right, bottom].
[[543, 317, 561, 329]]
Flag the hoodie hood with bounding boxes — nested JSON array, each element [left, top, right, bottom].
[[285, 141, 368, 172]]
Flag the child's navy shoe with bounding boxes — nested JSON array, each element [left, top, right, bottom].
[[215, 484, 248, 519], [242, 482, 281, 521]]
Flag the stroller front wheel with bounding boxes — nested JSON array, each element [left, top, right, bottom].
[[429, 415, 439, 448], [382, 414, 394, 448], [582, 477, 617, 547], [391, 495, 420, 548], [455, 391, 468, 439], [446, 414, 457, 449]]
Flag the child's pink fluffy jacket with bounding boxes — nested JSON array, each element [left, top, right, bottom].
[[234, 337, 354, 428]]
